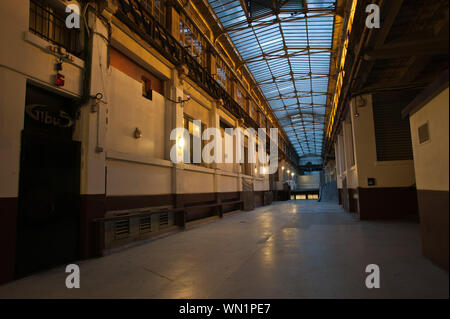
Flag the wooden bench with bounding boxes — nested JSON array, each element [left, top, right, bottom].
[[183, 200, 243, 219], [184, 202, 223, 218], [219, 200, 244, 216]]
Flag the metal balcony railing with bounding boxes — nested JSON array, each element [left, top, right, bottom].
[[29, 0, 83, 58], [115, 0, 298, 164], [116, 0, 258, 129]]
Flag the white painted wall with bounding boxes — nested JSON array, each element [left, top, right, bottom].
[[409, 88, 449, 191]]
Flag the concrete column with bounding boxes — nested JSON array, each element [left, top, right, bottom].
[[0, 68, 26, 284], [350, 94, 416, 219], [76, 13, 109, 258], [210, 100, 221, 200], [167, 68, 185, 208]]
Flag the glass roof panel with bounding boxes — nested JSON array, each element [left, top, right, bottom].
[[208, 0, 336, 162]]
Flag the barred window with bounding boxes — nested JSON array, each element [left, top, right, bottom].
[[179, 14, 207, 68], [29, 0, 82, 57], [140, 0, 166, 26], [236, 87, 246, 109]]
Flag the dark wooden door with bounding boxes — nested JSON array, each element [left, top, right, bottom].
[[15, 131, 81, 278]]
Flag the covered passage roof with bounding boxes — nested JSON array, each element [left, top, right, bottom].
[[208, 0, 337, 164]]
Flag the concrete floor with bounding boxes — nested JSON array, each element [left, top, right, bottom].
[[0, 201, 448, 299]]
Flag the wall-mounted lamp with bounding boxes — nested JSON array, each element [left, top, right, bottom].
[[134, 127, 142, 139], [282, 166, 285, 170], [167, 95, 191, 105]]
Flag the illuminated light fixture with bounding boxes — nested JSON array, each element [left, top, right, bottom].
[[326, 0, 358, 138], [287, 170, 290, 174], [282, 166, 285, 170], [254, 167, 258, 174], [291, 173, 295, 177], [177, 136, 185, 148], [56, 73, 65, 87]]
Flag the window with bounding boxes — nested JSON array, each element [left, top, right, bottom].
[[179, 14, 207, 68], [142, 77, 152, 100], [236, 87, 246, 109], [243, 136, 252, 176], [140, 0, 166, 26], [184, 115, 207, 166], [215, 46, 232, 93], [29, 0, 82, 57], [249, 103, 258, 120], [418, 123, 430, 144], [216, 60, 229, 91]]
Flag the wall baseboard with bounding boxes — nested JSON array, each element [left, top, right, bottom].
[[417, 190, 449, 271], [357, 187, 419, 220], [0, 197, 18, 285]]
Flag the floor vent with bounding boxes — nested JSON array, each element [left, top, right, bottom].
[[139, 216, 152, 233], [159, 212, 169, 229], [115, 218, 130, 239]]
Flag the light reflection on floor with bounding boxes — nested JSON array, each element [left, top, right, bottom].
[[0, 201, 448, 299]]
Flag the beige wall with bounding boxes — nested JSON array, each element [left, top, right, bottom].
[[107, 67, 166, 159], [0, 0, 273, 202], [0, 0, 85, 197], [0, 69, 26, 198], [106, 159, 172, 196], [350, 94, 415, 188], [409, 88, 449, 191], [333, 94, 416, 190]]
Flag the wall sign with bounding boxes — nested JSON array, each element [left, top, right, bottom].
[[25, 104, 74, 128]]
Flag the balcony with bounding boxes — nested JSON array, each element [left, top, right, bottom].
[[29, 0, 83, 58]]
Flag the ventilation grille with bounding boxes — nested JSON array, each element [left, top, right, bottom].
[[372, 91, 417, 161], [115, 218, 130, 239], [159, 212, 169, 229], [139, 216, 152, 233], [418, 123, 430, 144]]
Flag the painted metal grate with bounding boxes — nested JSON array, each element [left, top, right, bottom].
[[139, 215, 152, 233], [115, 218, 130, 239], [159, 212, 169, 228]]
